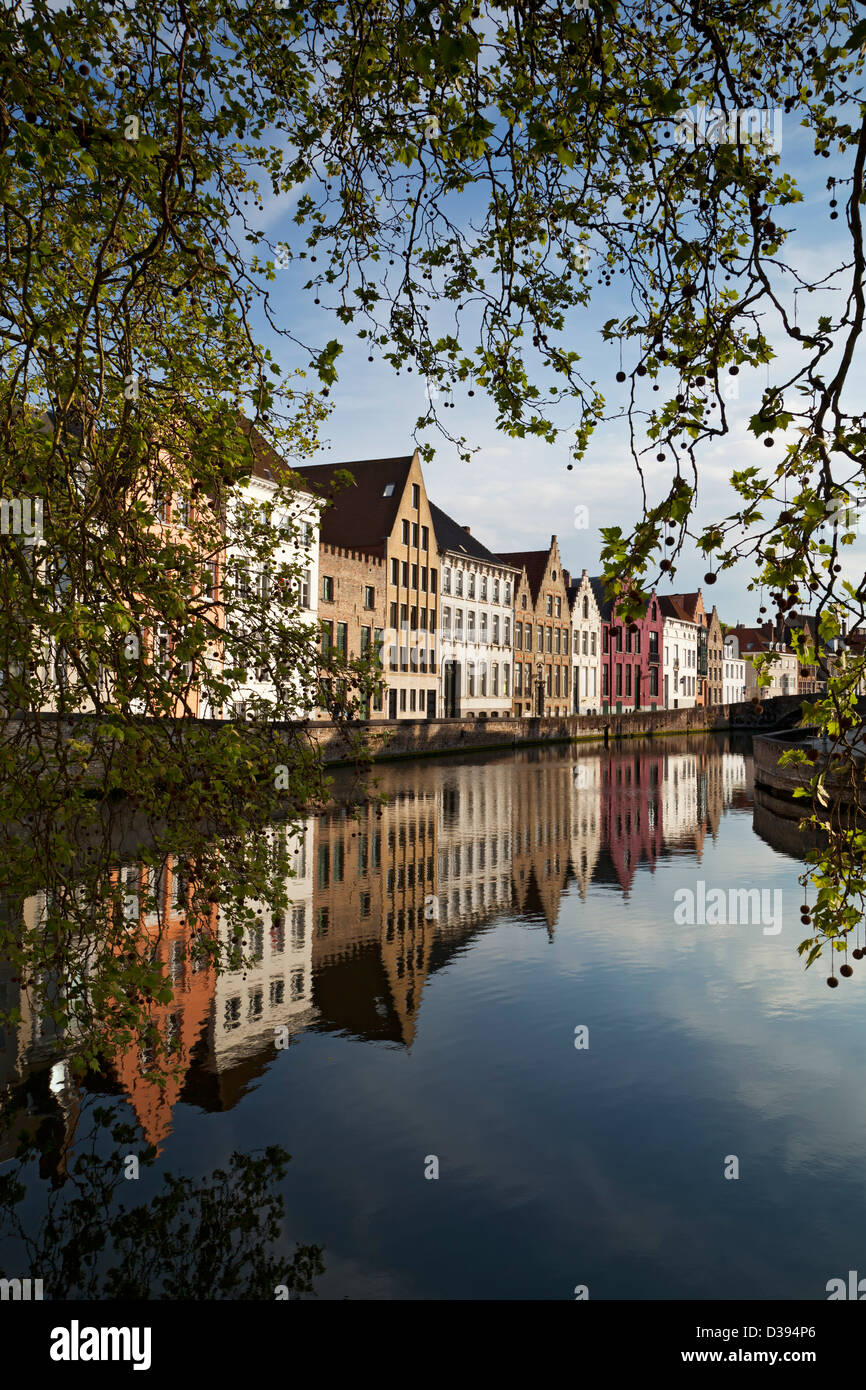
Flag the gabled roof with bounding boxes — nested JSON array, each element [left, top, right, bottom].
[[498, 549, 551, 601], [663, 590, 705, 622], [293, 454, 416, 552], [659, 594, 698, 624], [728, 625, 788, 654], [588, 575, 615, 621], [428, 501, 519, 570]]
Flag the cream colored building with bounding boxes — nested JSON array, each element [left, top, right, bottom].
[[565, 569, 602, 715]]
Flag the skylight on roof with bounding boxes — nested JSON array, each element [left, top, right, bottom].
[[383, 483, 395, 496]]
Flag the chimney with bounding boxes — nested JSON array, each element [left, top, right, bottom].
[[551, 534, 557, 546], [463, 525, 470, 535]]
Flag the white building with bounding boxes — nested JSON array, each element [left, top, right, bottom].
[[729, 628, 799, 698], [722, 634, 747, 705], [220, 445, 321, 720], [660, 597, 698, 708], [565, 569, 602, 715], [432, 503, 520, 719]]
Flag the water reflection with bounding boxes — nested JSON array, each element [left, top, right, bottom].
[[2, 737, 755, 1145], [5, 733, 790, 1298]]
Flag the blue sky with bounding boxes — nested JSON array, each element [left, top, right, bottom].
[[246, 74, 861, 627]]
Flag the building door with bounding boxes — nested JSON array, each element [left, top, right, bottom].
[[443, 660, 460, 717], [426, 689, 436, 720], [635, 670, 641, 709], [388, 688, 397, 719]]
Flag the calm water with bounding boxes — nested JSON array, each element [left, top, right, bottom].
[[2, 734, 865, 1300]]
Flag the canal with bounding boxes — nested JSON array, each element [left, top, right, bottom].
[[1, 733, 864, 1300]]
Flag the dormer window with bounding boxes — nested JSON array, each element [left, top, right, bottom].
[[383, 483, 395, 497]]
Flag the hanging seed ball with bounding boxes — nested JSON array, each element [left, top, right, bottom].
[[660, 558, 672, 571], [567, 463, 573, 471], [729, 365, 739, 375], [704, 572, 717, 584], [665, 535, 675, 546], [853, 948, 863, 960], [79, 62, 91, 75], [657, 453, 665, 462], [801, 903, 810, 913], [636, 364, 647, 376], [800, 915, 811, 925], [840, 963, 854, 978], [695, 375, 706, 385], [827, 976, 839, 987], [616, 370, 627, 382], [759, 605, 767, 614]]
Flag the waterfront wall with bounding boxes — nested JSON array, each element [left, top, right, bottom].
[[309, 697, 801, 764]]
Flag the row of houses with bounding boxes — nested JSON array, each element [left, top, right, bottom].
[[260, 443, 825, 721], [24, 426, 825, 723]]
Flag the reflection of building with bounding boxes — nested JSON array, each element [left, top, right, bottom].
[[509, 754, 575, 931], [109, 856, 217, 1153], [311, 772, 439, 1045], [595, 750, 665, 893], [436, 763, 515, 926], [569, 756, 603, 897], [210, 821, 316, 1077]]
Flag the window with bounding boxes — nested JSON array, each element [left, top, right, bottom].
[[554, 628, 561, 654], [591, 632, 597, 656], [554, 667, 560, 698], [546, 627, 552, 652], [321, 575, 334, 602], [616, 665, 622, 696], [603, 627, 609, 653], [412, 483, 420, 508], [430, 571, 437, 595], [421, 567, 427, 591], [537, 625, 544, 652], [573, 631, 579, 655], [505, 583, 511, 604], [410, 688, 416, 711], [625, 665, 632, 696], [650, 666, 659, 697], [412, 522, 418, 546], [391, 558, 399, 585], [468, 572, 476, 598], [555, 597, 561, 617], [521, 592, 526, 609], [443, 606, 451, 637], [583, 596, 589, 619], [468, 611, 476, 642], [582, 631, 588, 655], [516, 621, 523, 648], [626, 628, 632, 653], [481, 575, 488, 600], [400, 688, 407, 710], [336, 623, 347, 655], [524, 625, 531, 651], [493, 579, 500, 602], [402, 519, 409, 544], [516, 663, 523, 695], [467, 661, 475, 697], [421, 525, 429, 549], [401, 561, 408, 586], [390, 601, 398, 628], [493, 615, 500, 645], [546, 594, 553, 616], [504, 664, 510, 696], [320, 620, 333, 653], [480, 663, 487, 696], [456, 570, 463, 596], [493, 663, 499, 696], [360, 626, 371, 654], [504, 618, 510, 645], [443, 568, 451, 594], [383, 483, 395, 497], [299, 567, 310, 608], [411, 564, 418, 589]]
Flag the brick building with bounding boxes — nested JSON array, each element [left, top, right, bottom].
[[592, 579, 664, 713], [316, 543, 386, 718], [501, 536, 572, 717], [295, 452, 440, 719], [706, 607, 725, 706]]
